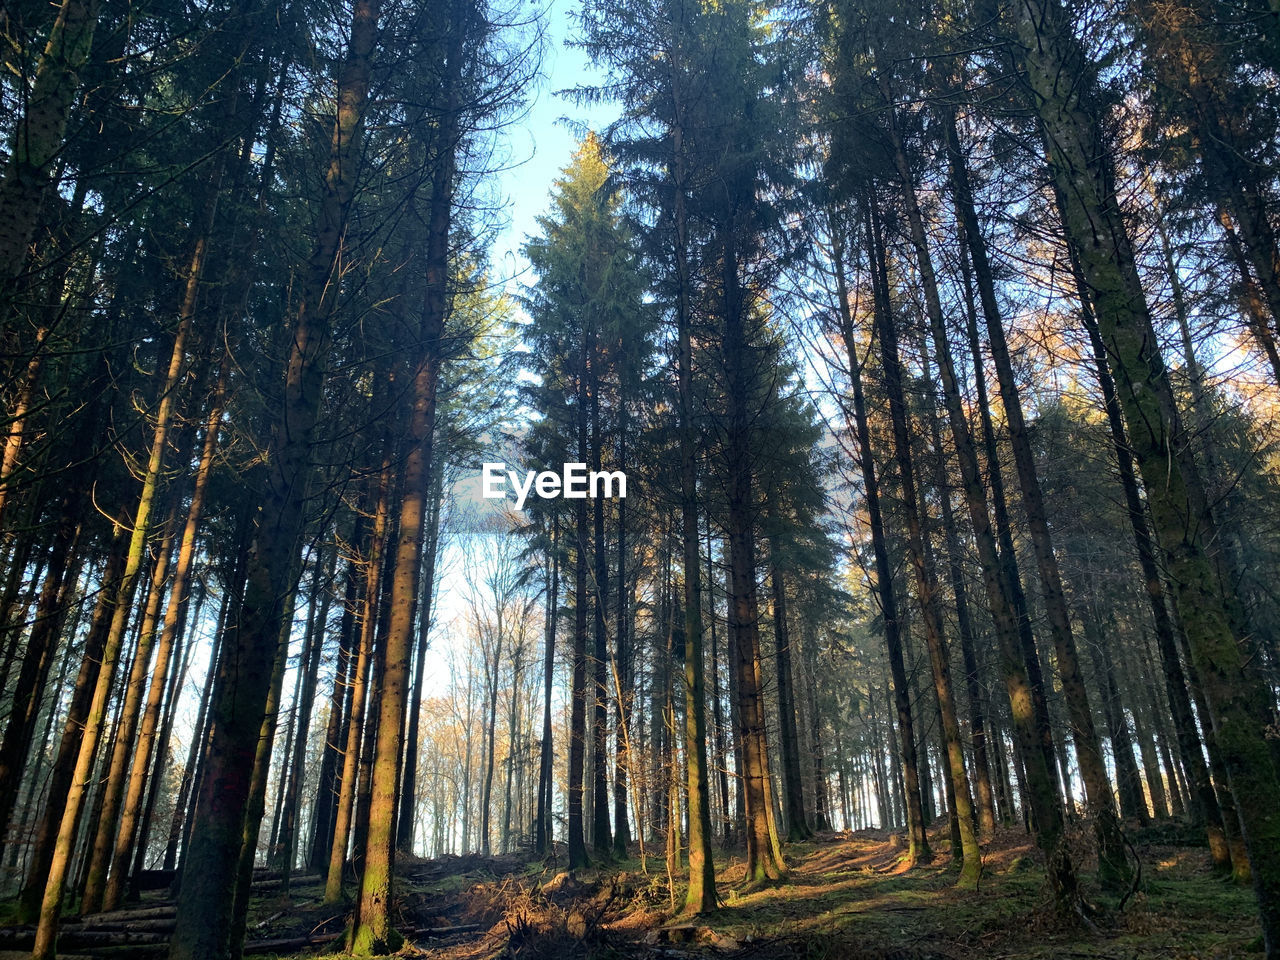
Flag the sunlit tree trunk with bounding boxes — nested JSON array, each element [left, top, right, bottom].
[[104, 361, 227, 908], [535, 518, 559, 854], [350, 275, 445, 953], [923, 392, 998, 839], [721, 222, 786, 886], [397, 467, 442, 854], [670, 90, 717, 908], [34, 290, 196, 956], [80, 490, 183, 914], [326, 454, 391, 904]]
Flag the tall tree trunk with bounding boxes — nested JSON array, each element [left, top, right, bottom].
[[104, 360, 227, 909], [1071, 245, 1229, 865], [81, 489, 183, 914], [612, 447, 634, 858], [1018, 0, 1280, 941], [34, 294, 196, 957], [396, 467, 442, 854], [721, 218, 787, 886], [131, 582, 203, 889], [276, 547, 336, 883], [830, 220, 930, 864], [348, 247, 444, 951], [325, 452, 392, 904], [670, 99, 717, 908], [310, 545, 362, 874], [1082, 599, 1148, 823], [802, 626, 831, 832], [589, 352, 612, 858], [940, 101, 1128, 888], [535, 519, 558, 855], [568, 346, 591, 870], [768, 543, 812, 843], [865, 185, 979, 887], [0, 0, 99, 286], [917, 313, 998, 840]]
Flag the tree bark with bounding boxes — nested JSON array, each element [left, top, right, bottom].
[[831, 218, 931, 865], [1018, 0, 1280, 942], [168, 4, 379, 953], [939, 100, 1128, 889], [0, 0, 99, 286]]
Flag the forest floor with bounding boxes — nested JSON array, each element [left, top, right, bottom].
[[245, 822, 1265, 960], [0, 824, 1262, 959]]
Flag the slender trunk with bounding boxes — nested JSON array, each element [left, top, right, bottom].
[[310, 547, 362, 873], [1020, 0, 1280, 940], [132, 583, 203, 886], [104, 361, 227, 909], [706, 518, 732, 845], [612, 452, 634, 857], [396, 468, 442, 854], [568, 337, 590, 870], [831, 223, 931, 863], [940, 101, 1127, 888], [803, 627, 831, 832], [917, 309, 998, 840], [535, 519, 558, 854], [589, 358, 611, 856], [35, 293, 196, 955], [326, 453, 392, 904], [480, 626, 502, 858], [276, 548, 336, 882], [165, 577, 233, 873], [0, 0, 99, 285], [81, 490, 183, 914], [768, 543, 811, 843], [669, 105, 717, 907], [864, 192, 978, 868], [955, 197, 1061, 811], [1071, 247, 1229, 863], [721, 221, 786, 885], [1083, 600, 1148, 823]]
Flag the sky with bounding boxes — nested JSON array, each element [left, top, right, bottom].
[[166, 3, 621, 762], [487, 0, 620, 287], [413, 0, 622, 697]]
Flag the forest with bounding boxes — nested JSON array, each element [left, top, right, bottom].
[[2, 0, 1280, 956]]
